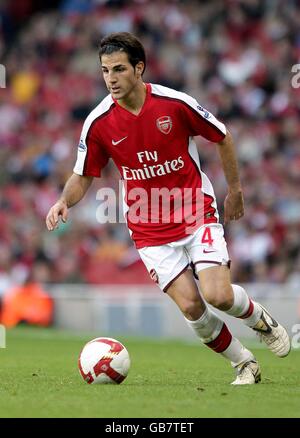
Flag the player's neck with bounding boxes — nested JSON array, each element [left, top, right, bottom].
[[117, 82, 146, 116]]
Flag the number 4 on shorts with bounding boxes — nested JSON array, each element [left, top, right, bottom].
[[201, 227, 213, 246]]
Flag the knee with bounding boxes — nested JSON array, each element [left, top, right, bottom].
[[204, 287, 233, 310], [180, 297, 204, 320]]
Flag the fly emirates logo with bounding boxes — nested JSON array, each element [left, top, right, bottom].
[[121, 150, 185, 180]]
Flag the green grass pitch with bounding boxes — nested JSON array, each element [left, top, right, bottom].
[[0, 327, 299, 418]]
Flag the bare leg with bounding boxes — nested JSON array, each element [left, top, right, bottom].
[[165, 269, 259, 383], [197, 265, 290, 358]]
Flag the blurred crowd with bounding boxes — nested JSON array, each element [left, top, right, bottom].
[[0, 0, 300, 294]]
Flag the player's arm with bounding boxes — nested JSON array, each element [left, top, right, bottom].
[[178, 95, 244, 223], [46, 173, 93, 231], [216, 130, 244, 224]]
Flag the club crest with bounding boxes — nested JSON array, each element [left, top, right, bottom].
[[156, 116, 172, 134], [149, 269, 159, 284]]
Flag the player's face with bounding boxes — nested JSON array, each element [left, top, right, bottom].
[[101, 52, 144, 101]]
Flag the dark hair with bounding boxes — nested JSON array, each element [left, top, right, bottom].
[[99, 32, 146, 74]]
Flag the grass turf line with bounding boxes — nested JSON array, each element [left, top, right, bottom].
[[0, 327, 299, 418]]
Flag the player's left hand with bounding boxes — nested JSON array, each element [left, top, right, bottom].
[[224, 190, 244, 224]]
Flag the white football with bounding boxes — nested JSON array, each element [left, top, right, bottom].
[[78, 337, 130, 384]]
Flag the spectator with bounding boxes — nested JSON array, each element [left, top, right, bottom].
[[0, 0, 299, 285], [0, 270, 53, 328]]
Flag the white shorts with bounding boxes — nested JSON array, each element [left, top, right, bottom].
[[138, 223, 230, 292]]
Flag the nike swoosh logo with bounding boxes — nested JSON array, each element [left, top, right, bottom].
[[253, 305, 279, 333], [203, 249, 217, 253], [112, 136, 127, 146], [263, 308, 279, 328]]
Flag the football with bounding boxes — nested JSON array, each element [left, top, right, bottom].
[[78, 337, 130, 384]]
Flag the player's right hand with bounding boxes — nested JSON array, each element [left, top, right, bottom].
[[46, 199, 68, 231]]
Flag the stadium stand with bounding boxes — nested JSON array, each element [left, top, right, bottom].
[[0, 0, 300, 292]]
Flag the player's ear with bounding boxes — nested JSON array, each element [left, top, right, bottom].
[[135, 62, 144, 77]]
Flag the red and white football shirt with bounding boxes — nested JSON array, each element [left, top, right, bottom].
[[73, 83, 226, 249]]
